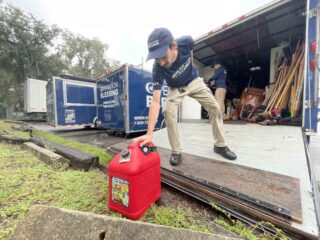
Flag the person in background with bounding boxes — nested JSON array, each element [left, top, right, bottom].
[[135, 28, 237, 165], [208, 63, 227, 118]]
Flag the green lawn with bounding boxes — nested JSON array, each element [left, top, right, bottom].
[[33, 129, 112, 165], [0, 120, 112, 165], [0, 143, 111, 239], [0, 120, 29, 139]]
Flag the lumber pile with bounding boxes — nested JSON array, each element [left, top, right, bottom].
[[265, 42, 305, 117]]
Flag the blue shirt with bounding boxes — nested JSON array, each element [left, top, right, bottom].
[[209, 67, 227, 88], [152, 36, 199, 90]]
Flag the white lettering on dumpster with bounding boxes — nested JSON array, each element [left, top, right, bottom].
[[133, 115, 149, 125], [100, 82, 119, 99], [146, 95, 167, 108], [145, 84, 168, 107]]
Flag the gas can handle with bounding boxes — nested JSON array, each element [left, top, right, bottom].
[[139, 143, 157, 155], [140, 145, 150, 154]]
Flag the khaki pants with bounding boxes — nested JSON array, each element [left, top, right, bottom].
[[215, 88, 226, 116], [162, 77, 227, 154]]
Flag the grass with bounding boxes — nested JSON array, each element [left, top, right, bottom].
[[0, 120, 112, 165], [141, 206, 212, 233], [0, 120, 29, 139], [0, 143, 114, 239], [211, 203, 289, 240], [32, 129, 112, 165]]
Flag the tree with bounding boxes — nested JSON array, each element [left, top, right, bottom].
[[0, 5, 65, 111], [57, 31, 120, 79], [0, 4, 121, 117]]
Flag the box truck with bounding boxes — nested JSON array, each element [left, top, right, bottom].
[[96, 64, 167, 135], [23, 78, 47, 119], [46, 74, 97, 127]]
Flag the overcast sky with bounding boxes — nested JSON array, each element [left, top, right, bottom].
[[3, 0, 273, 70]]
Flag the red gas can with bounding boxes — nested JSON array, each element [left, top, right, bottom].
[[108, 141, 161, 220]]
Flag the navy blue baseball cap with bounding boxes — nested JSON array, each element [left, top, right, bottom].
[[146, 28, 174, 61]]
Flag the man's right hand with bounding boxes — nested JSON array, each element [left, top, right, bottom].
[[134, 89, 160, 147], [134, 134, 153, 147]]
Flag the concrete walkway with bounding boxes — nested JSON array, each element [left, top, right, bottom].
[[10, 205, 242, 240]]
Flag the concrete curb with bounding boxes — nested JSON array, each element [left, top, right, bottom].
[[30, 136, 99, 170], [22, 142, 67, 165], [10, 205, 242, 240]]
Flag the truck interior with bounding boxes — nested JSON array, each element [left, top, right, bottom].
[[193, 0, 307, 121]]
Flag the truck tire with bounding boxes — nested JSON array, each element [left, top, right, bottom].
[[115, 131, 125, 138], [106, 130, 115, 136], [93, 117, 98, 129]]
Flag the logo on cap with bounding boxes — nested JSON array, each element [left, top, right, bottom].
[[148, 40, 159, 49]]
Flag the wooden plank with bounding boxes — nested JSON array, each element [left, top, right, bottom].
[[0, 135, 29, 144], [31, 136, 99, 170], [108, 141, 302, 223]]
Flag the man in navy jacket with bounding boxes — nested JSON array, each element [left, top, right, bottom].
[[209, 63, 227, 117], [136, 28, 237, 165]]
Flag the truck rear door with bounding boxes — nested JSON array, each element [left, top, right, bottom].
[[303, 0, 320, 133], [97, 68, 125, 130]]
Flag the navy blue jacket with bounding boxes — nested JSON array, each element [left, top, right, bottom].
[[152, 36, 199, 90], [209, 67, 227, 88]]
